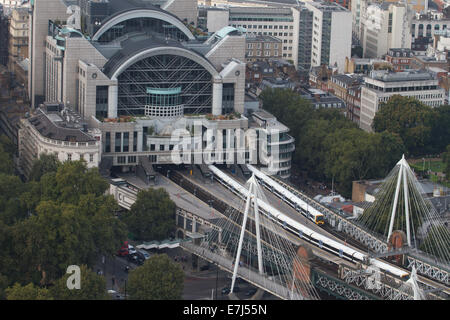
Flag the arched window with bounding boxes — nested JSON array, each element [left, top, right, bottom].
[[426, 24, 432, 37]]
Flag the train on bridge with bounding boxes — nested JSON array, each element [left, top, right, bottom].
[[208, 164, 410, 280]]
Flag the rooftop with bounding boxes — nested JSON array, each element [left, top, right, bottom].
[[246, 35, 282, 43], [27, 104, 96, 143], [368, 69, 437, 82]]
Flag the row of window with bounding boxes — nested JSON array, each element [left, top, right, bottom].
[[247, 50, 279, 57], [230, 17, 293, 23], [117, 156, 137, 164], [235, 24, 293, 30], [66, 153, 95, 162], [247, 43, 279, 49], [105, 132, 138, 153]]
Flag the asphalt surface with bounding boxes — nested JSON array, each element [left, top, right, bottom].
[[95, 246, 272, 300]]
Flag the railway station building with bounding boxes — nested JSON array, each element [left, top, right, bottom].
[[22, 0, 295, 178]]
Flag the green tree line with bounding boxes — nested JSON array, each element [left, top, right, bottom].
[[260, 89, 406, 196]]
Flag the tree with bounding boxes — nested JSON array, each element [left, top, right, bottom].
[[430, 104, 450, 154], [2, 161, 127, 285], [29, 153, 60, 182], [0, 173, 27, 225], [123, 188, 176, 241], [0, 273, 8, 300], [443, 144, 450, 181], [372, 96, 435, 156], [0, 142, 13, 175], [323, 129, 404, 197], [50, 265, 109, 300], [5, 283, 52, 300], [128, 254, 184, 300], [8, 197, 126, 284]]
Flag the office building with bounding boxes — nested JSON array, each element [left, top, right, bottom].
[[360, 69, 445, 132]]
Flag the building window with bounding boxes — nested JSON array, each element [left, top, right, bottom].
[[95, 86, 108, 119], [115, 132, 121, 152], [133, 131, 138, 152], [117, 156, 126, 164], [105, 132, 111, 153], [123, 132, 129, 152], [89, 154, 94, 162], [128, 156, 136, 163], [67, 153, 72, 161]]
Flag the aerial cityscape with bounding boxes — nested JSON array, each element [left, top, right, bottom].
[[0, 0, 449, 307]]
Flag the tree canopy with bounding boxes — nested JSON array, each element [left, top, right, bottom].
[[127, 254, 184, 300], [123, 188, 176, 241], [372, 95, 449, 156], [0, 160, 127, 289], [29, 153, 61, 182], [50, 265, 109, 300], [259, 88, 406, 197], [0, 135, 14, 175], [5, 283, 52, 300], [443, 144, 450, 181]]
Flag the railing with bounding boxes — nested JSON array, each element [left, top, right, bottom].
[[181, 241, 306, 300]]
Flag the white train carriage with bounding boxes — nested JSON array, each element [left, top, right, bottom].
[[208, 165, 409, 279], [246, 164, 325, 225]]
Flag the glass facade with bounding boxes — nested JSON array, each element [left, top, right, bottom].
[[117, 54, 213, 116], [96, 85, 108, 119], [97, 17, 189, 43]]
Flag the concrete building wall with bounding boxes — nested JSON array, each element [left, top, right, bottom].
[[18, 117, 101, 178], [329, 10, 352, 73], [164, 0, 198, 26], [360, 79, 445, 132], [207, 9, 229, 33], [78, 60, 115, 120], [205, 35, 246, 69], [29, 0, 68, 108], [63, 37, 108, 111]]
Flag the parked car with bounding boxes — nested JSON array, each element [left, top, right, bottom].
[[127, 253, 138, 263], [137, 249, 151, 260], [128, 244, 137, 255], [117, 241, 129, 256]]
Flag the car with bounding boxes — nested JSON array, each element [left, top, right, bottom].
[[128, 244, 137, 255], [117, 241, 129, 256], [137, 249, 151, 260]]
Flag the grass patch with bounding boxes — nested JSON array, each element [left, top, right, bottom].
[[409, 160, 444, 173]]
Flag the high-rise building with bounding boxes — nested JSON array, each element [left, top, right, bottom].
[[360, 70, 445, 132], [361, 2, 413, 59], [8, 6, 29, 91], [200, 1, 352, 73], [305, 1, 352, 73]]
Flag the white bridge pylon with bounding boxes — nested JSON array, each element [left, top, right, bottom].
[[230, 174, 264, 293], [387, 154, 412, 246]]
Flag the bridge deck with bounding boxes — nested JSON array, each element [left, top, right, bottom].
[[181, 241, 306, 300]]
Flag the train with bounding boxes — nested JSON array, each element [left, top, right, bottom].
[[246, 164, 325, 226], [208, 164, 410, 279]]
